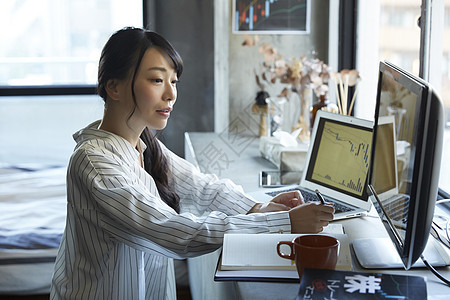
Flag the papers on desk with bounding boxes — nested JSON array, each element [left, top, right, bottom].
[[215, 224, 352, 282]]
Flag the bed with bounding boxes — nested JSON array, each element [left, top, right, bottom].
[[0, 165, 67, 295], [0, 164, 191, 296]]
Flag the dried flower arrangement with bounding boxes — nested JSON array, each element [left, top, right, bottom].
[[243, 34, 332, 140], [242, 34, 361, 139], [243, 34, 331, 99]]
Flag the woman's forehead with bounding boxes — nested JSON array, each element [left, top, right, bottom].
[[140, 47, 176, 72]]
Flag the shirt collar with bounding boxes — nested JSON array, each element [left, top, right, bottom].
[[73, 120, 147, 165]]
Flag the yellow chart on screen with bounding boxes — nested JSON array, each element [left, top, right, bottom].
[[311, 122, 372, 196]]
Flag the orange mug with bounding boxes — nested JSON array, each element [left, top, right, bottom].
[[276, 235, 339, 279]]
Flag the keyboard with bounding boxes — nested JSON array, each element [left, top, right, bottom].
[[379, 194, 410, 223], [265, 187, 354, 213]]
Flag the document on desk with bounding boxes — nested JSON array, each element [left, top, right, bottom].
[[216, 224, 352, 282]]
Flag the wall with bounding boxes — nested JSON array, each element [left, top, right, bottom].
[[226, 1, 330, 135], [144, 0, 330, 155], [147, 0, 215, 157]]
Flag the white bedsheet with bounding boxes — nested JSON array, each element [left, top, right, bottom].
[[0, 165, 189, 295], [0, 165, 67, 295]]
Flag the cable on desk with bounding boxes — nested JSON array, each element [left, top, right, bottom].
[[420, 254, 450, 286], [431, 223, 450, 250], [437, 189, 450, 201], [423, 199, 450, 286], [437, 199, 450, 204], [447, 219, 450, 245], [433, 200, 450, 250]]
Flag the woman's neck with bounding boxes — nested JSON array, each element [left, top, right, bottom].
[[99, 113, 142, 148]]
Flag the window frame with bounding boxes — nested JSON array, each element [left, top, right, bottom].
[[419, 0, 444, 87], [0, 86, 96, 96]]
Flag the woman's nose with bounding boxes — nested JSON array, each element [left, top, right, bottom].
[[164, 83, 177, 101]]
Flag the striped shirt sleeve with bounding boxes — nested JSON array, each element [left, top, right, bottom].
[[73, 144, 291, 260], [160, 141, 261, 216]]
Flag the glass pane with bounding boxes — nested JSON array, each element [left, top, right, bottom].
[[358, 1, 449, 193], [378, 0, 422, 75], [0, 0, 143, 86], [439, 0, 450, 193], [0, 95, 105, 165]]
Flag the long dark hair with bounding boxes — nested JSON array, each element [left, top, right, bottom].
[[97, 27, 183, 213]]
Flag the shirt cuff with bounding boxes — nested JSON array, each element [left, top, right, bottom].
[[236, 195, 259, 215], [266, 211, 292, 234]]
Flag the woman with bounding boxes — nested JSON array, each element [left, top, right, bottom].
[[51, 27, 334, 300]]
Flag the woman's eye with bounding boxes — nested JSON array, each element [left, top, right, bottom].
[[148, 78, 163, 83], [148, 78, 177, 85]]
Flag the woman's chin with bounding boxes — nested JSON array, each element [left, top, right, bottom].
[[150, 121, 168, 131]]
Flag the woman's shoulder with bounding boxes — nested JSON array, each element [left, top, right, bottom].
[[69, 140, 117, 170], [74, 129, 137, 160], [69, 134, 134, 170]]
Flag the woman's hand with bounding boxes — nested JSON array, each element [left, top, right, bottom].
[[247, 190, 304, 214], [289, 201, 335, 233], [271, 190, 304, 208]]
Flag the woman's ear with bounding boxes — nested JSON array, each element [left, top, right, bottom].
[[105, 79, 121, 101]]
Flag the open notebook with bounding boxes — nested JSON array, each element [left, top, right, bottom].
[[250, 110, 375, 220], [215, 224, 352, 282]]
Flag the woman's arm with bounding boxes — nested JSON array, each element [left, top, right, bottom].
[[72, 145, 292, 260], [161, 142, 260, 216], [160, 143, 334, 233]]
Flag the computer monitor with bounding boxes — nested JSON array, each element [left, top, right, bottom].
[[367, 61, 445, 269]]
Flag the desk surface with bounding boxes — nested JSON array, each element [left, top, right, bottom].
[[185, 132, 450, 300]]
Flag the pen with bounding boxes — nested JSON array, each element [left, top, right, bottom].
[[315, 189, 326, 205]]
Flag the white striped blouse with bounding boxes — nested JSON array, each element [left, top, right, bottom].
[[50, 120, 291, 300]]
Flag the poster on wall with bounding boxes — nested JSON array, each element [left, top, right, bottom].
[[232, 0, 310, 34]]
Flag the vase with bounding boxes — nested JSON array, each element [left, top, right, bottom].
[[252, 103, 270, 137], [252, 91, 271, 137], [310, 93, 339, 130], [294, 87, 312, 141], [281, 92, 301, 133], [268, 96, 288, 135]]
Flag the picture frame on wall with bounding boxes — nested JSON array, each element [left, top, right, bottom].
[[232, 0, 311, 34]]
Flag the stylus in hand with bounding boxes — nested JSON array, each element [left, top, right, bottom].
[[315, 189, 326, 205]]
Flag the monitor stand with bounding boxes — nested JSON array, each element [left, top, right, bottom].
[[353, 236, 450, 269]]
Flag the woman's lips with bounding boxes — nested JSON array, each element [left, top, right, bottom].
[[156, 107, 172, 117]]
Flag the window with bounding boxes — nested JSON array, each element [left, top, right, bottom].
[[0, 0, 143, 166], [0, 95, 105, 165], [356, 0, 450, 193], [0, 0, 143, 87]]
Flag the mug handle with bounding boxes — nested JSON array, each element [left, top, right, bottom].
[[277, 241, 295, 260]]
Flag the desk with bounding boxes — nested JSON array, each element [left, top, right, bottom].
[[184, 132, 450, 300]]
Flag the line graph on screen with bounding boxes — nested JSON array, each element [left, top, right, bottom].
[[311, 122, 372, 195]]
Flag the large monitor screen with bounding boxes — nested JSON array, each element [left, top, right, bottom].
[[372, 69, 422, 242], [368, 61, 444, 269]]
